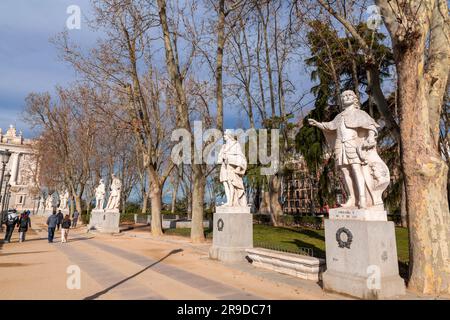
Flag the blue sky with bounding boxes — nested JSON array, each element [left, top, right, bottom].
[[0, 0, 99, 137]]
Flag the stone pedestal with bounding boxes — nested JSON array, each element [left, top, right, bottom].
[[88, 209, 120, 234], [209, 206, 253, 263], [323, 219, 405, 299]]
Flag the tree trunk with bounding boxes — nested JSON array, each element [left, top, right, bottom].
[[69, 195, 75, 217], [74, 194, 83, 217], [86, 198, 91, 218], [187, 193, 192, 220], [141, 192, 148, 214], [150, 184, 163, 237], [375, 0, 450, 295], [400, 180, 408, 228], [397, 47, 450, 294], [258, 4, 276, 117], [191, 165, 205, 243], [216, 0, 225, 131], [256, 22, 267, 121], [171, 176, 179, 214], [268, 175, 283, 226]]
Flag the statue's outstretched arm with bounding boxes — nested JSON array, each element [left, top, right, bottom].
[[308, 118, 325, 130]]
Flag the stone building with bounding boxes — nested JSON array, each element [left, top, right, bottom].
[[0, 125, 40, 212], [282, 157, 320, 214], [282, 156, 347, 215]]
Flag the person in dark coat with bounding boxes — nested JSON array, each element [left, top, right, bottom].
[[56, 210, 64, 231], [61, 215, 71, 243], [46, 212, 58, 243], [18, 212, 31, 242], [3, 210, 19, 243]]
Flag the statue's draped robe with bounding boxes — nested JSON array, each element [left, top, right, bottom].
[[218, 140, 247, 200], [321, 108, 380, 165]]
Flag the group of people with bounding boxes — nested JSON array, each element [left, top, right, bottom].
[[2, 210, 32, 243], [46, 210, 79, 243], [2, 209, 80, 244]]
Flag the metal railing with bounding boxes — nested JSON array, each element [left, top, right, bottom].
[[253, 242, 314, 257]]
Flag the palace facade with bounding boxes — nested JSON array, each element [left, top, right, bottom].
[[0, 125, 40, 212]]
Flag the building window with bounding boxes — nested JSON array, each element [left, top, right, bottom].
[[17, 195, 25, 205]]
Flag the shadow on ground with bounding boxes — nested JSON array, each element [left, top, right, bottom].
[[83, 248, 183, 300], [0, 251, 49, 257], [284, 239, 326, 259]]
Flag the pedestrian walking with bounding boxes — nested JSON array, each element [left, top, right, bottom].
[[56, 210, 64, 231], [46, 212, 58, 243], [18, 211, 31, 242], [3, 210, 19, 243], [61, 215, 71, 243], [72, 210, 79, 228]]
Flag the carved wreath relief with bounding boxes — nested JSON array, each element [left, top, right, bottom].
[[217, 218, 224, 231], [336, 227, 353, 249]]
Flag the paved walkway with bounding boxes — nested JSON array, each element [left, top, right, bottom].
[[0, 216, 336, 300]]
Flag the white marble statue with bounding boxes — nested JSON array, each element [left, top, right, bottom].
[[39, 196, 45, 211], [94, 179, 106, 210], [45, 194, 53, 210], [105, 175, 121, 210], [308, 90, 390, 209], [58, 189, 69, 210], [218, 131, 247, 207]]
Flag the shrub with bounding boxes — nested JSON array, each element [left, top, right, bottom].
[[120, 212, 135, 223], [253, 214, 271, 225], [388, 213, 402, 226]]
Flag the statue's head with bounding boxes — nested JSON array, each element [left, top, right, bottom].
[[223, 129, 235, 143], [99, 178, 104, 184], [341, 90, 360, 109]]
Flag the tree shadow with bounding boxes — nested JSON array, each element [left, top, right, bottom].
[[65, 237, 94, 243], [83, 248, 183, 300], [398, 261, 409, 282], [0, 262, 37, 267], [0, 251, 49, 257], [1, 237, 48, 245], [281, 239, 326, 259], [284, 227, 325, 242]]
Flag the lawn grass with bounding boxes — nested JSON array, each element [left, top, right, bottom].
[[164, 224, 409, 264], [164, 227, 213, 239]]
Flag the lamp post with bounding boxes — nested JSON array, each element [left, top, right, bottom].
[[0, 149, 12, 204], [2, 172, 11, 213], [5, 183, 11, 213]]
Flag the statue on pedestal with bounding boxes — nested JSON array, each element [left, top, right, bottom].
[[105, 175, 121, 210], [308, 90, 390, 209], [94, 179, 106, 210], [218, 131, 247, 207], [59, 189, 69, 210], [45, 194, 53, 210], [39, 196, 45, 211]]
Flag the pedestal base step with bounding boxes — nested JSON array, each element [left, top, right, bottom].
[[323, 269, 405, 299]]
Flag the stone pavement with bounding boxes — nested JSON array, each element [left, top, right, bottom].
[[0, 216, 447, 300]]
